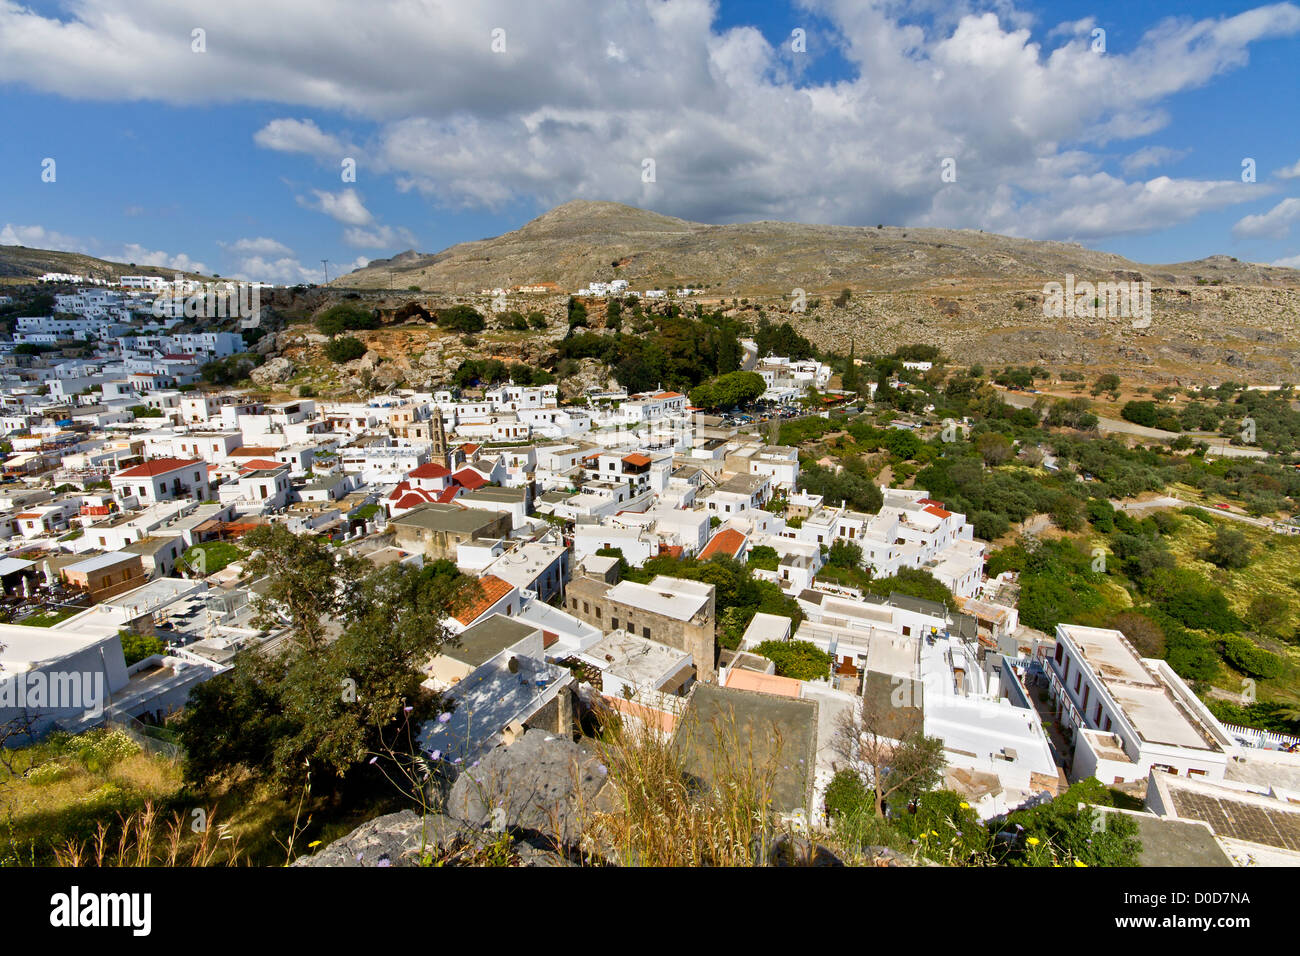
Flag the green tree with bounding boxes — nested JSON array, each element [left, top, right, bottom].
[[753, 639, 833, 680], [1205, 526, 1252, 570], [177, 560, 470, 792], [1091, 373, 1121, 399], [118, 630, 167, 666], [688, 371, 766, 411], [240, 523, 366, 650], [826, 539, 864, 569]]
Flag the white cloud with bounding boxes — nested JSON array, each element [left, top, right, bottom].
[[114, 243, 208, 274], [299, 188, 373, 226], [1272, 252, 1300, 268], [342, 224, 417, 249], [253, 118, 351, 157], [1276, 158, 1300, 180], [1, 223, 89, 250], [1233, 197, 1300, 239], [222, 236, 294, 257], [229, 255, 322, 284], [1120, 146, 1191, 175], [2, 1, 1298, 243]]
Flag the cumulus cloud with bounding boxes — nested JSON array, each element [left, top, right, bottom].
[[299, 188, 374, 226], [2, 1, 1299, 243], [1272, 252, 1300, 268], [253, 118, 352, 157], [1, 223, 89, 250], [1276, 158, 1300, 179], [114, 243, 208, 273], [221, 236, 294, 257], [343, 224, 417, 249], [1121, 146, 1191, 174], [1233, 197, 1300, 239]]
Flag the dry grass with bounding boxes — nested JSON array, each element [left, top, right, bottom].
[[52, 802, 242, 867], [577, 710, 792, 867]]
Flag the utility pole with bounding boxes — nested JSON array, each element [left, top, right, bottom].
[[320, 259, 330, 285]]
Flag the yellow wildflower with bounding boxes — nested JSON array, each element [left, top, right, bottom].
[[1027, 837, 1040, 846]]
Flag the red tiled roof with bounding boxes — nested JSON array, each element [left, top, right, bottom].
[[453, 574, 514, 625], [658, 544, 684, 559], [395, 493, 431, 511], [924, 504, 952, 519], [655, 391, 683, 399], [622, 453, 652, 467], [114, 457, 202, 478], [239, 458, 283, 472], [700, 528, 747, 561], [408, 462, 451, 479], [435, 486, 461, 503], [452, 468, 487, 490], [459, 443, 481, 455]]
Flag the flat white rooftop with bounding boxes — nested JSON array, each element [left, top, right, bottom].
[[1059, 624, 1222, 752], [579, 630, 690, 687], [605, 576, 711, 622]]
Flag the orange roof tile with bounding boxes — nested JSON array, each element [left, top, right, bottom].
[[453, 574, 514, 625], [622, 453, 652, 467], [239, 458, 284, 472], [924, 504, 952, 519], [700, 528, 747, 561]]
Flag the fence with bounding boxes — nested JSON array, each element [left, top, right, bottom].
[[1222, 722, 1300, 751], [105, 715, 183, 761]]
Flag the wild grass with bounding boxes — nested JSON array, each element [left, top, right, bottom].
[[577, 708, 796, 867]]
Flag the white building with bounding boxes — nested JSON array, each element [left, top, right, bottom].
[[1048, 624, 1235, 784]]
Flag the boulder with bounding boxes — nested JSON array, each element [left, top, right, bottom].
[[293, 810, 430, 867], [249, 356, 294, 386], [445, 729, 615, 850]]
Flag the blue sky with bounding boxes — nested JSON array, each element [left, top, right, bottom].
[[1, 0, 1298, 282]]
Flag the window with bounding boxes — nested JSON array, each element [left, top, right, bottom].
[[611, 617, 618, 629], [1054, 643, 1063, 664], [595, 607, 601, 619], [583, 602, 589, 614], [642, 626, 650, 639]]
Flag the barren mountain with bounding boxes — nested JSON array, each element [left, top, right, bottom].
[[334, 200, 1300, 295], [0, 245, 213, 285]]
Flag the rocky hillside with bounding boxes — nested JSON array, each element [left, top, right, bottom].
[[0, 245, 212, 284], [334, 200, 1300, 296]]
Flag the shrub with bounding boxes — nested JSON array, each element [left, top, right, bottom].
[[823, 769, 872, 820], [752, 640, 832, 681], [316, 304, 378, 335], [324, 335, 366, 363], [1221, 636, 1284, 679], [747, 545, 779, 571]]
